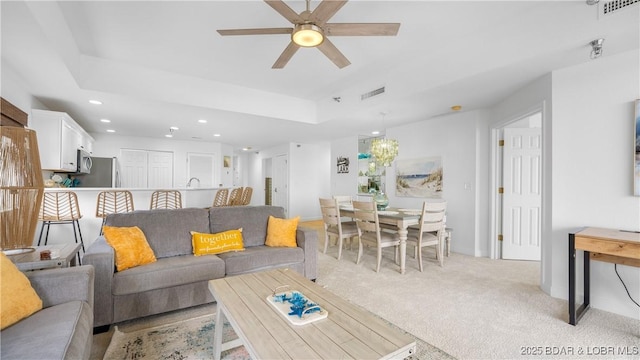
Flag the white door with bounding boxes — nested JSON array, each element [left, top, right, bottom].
[[502, 127, 542, 260], [272, 154, 289, 216], [147, 151, 173, 188], [119, 149, 148, 188]]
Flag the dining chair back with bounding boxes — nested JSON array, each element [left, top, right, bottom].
[[212, 188, 229, 207], [332, 195, 353, 207], [352, 200, 400, 272], [150, 190, 182, 209], [407, 201, 447, 270], [319, 198, 358, 260]]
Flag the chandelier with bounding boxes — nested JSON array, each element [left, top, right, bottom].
[[370, 138, 398, 167]]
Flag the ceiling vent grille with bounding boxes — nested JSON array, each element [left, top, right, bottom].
[[361, 86, 386, 101], [600, 0, 639, 17]]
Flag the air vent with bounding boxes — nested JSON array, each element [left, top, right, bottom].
[[361, 86, 386, 101], [600, 0, 639, 17]]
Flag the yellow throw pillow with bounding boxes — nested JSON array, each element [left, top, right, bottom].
[[265, 215, 300, 247], [191, 229, 245, 256], [103, 226, 157, 271], [1, 253, 43, 330]]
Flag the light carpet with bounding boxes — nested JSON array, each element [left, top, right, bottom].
[[316, 239, 640, 359], [102, 303, 453, 360]]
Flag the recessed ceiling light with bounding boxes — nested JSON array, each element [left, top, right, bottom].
[[371, 130, 380, 135], [106, 129, 115, 133], [170, 126, 179, 130], [89, 100, 102, 105], [213, 134, 221, 137], [242, 147, 252, 151], [451, 105, 462, 111], [165, 134, 173, 138], [100, 119, 111, 123], [198, 119, 207, 124]]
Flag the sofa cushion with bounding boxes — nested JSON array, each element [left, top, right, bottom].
[[191, 229, 245, 256], [0, 253, 43, 330], [106, 208, 210, 258], [103, 226, 157, 271], [209, 206, 286, 247], [217, 245, 304, 276], [112, 254, 225, 296], [0, 300, 92, 360], [265, 215, 300, 247]]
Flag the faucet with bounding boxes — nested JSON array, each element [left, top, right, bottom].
[[187, 177, 200, 188]]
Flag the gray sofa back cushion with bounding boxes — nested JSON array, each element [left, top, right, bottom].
[[209, 206, 285, 247], [105, 208, 210, 258]]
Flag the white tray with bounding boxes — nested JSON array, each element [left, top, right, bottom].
[[267, 291, 328, 326]]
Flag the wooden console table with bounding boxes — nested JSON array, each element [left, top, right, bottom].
[[568, 227, 640, 325]]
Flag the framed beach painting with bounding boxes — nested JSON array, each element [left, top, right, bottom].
[[395, 156, 443, 198], [635, 99, 640, 196]]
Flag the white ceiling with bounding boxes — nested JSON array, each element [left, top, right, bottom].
[[2, 1, 638, 152]]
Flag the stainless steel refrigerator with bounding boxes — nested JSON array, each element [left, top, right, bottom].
[[75, 157, 119, 187]]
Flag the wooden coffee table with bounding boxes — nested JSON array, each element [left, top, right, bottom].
[[208, 268, 416, 360], [6, 243, 81, 271]]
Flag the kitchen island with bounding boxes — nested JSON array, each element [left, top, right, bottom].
[[33, 187, 221, 250]]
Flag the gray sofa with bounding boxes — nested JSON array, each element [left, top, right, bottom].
[[1, 265, 95, 360], [83, 205, 318, 328]]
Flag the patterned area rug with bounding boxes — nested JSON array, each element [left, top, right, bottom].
[[103, 311, 454, 359]]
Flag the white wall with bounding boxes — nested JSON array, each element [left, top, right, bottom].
[[91, 133, 226, 188], [246, 142, 330, 221], [386, 111, 485, 256], [1, 61, 48, 119], [551, 49, 640, 319], [330, 136, 359, 199], [289, 142, 331, 221]]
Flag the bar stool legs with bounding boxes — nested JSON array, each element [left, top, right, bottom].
[[36, 218, 84, 265], [37, 191, 85, 265]]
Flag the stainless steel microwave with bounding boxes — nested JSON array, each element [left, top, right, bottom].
[[77, 149, 92, 174]]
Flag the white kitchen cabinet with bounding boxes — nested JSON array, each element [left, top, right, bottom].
[[29, 109, 95, 172]]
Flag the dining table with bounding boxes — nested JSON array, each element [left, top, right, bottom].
[[338, 205, 422, 274]]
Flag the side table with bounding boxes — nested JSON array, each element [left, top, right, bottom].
[[6, 243, 82, 272]]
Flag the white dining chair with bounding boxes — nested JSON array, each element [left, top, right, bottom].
[[319, 198, 358, 260], [406, 201, 447, 270], [352, 200, 400, 272]]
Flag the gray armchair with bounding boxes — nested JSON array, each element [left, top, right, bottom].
[[1, 265, 95, 360]]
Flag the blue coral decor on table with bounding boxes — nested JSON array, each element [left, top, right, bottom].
[[274, 291, 322, 318]]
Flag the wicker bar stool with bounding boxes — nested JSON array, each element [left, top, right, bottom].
[[240, 187, 253, 205], [96, 190, 135, 234], [37, 191, 85, 262], [150, 190, 182, 209], [227, 187, 243, 206], [212, 188, 229, 207]]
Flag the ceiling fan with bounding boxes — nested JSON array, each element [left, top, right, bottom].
[[217, 0, 400, 69]]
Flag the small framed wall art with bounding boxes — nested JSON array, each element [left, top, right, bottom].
[[337, 156, 349, 174]]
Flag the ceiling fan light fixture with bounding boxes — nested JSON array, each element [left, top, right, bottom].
[[292, 24, 324, 47]]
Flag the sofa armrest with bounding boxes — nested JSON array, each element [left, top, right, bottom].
[[296, 226, 318, 280], [83, 237, 115, 327], [26, 265, 94, 309]]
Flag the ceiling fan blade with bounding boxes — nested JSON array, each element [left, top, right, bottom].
[[309, 0, 348, 25], [324, 23, 400, 36], [317, 38, 350, 69], [217, 28, 292, 36], [272, 42, 300, 69], [264, 0, 303, 24]]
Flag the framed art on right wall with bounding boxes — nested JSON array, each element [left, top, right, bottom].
[[635, 99, 640, 196]]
